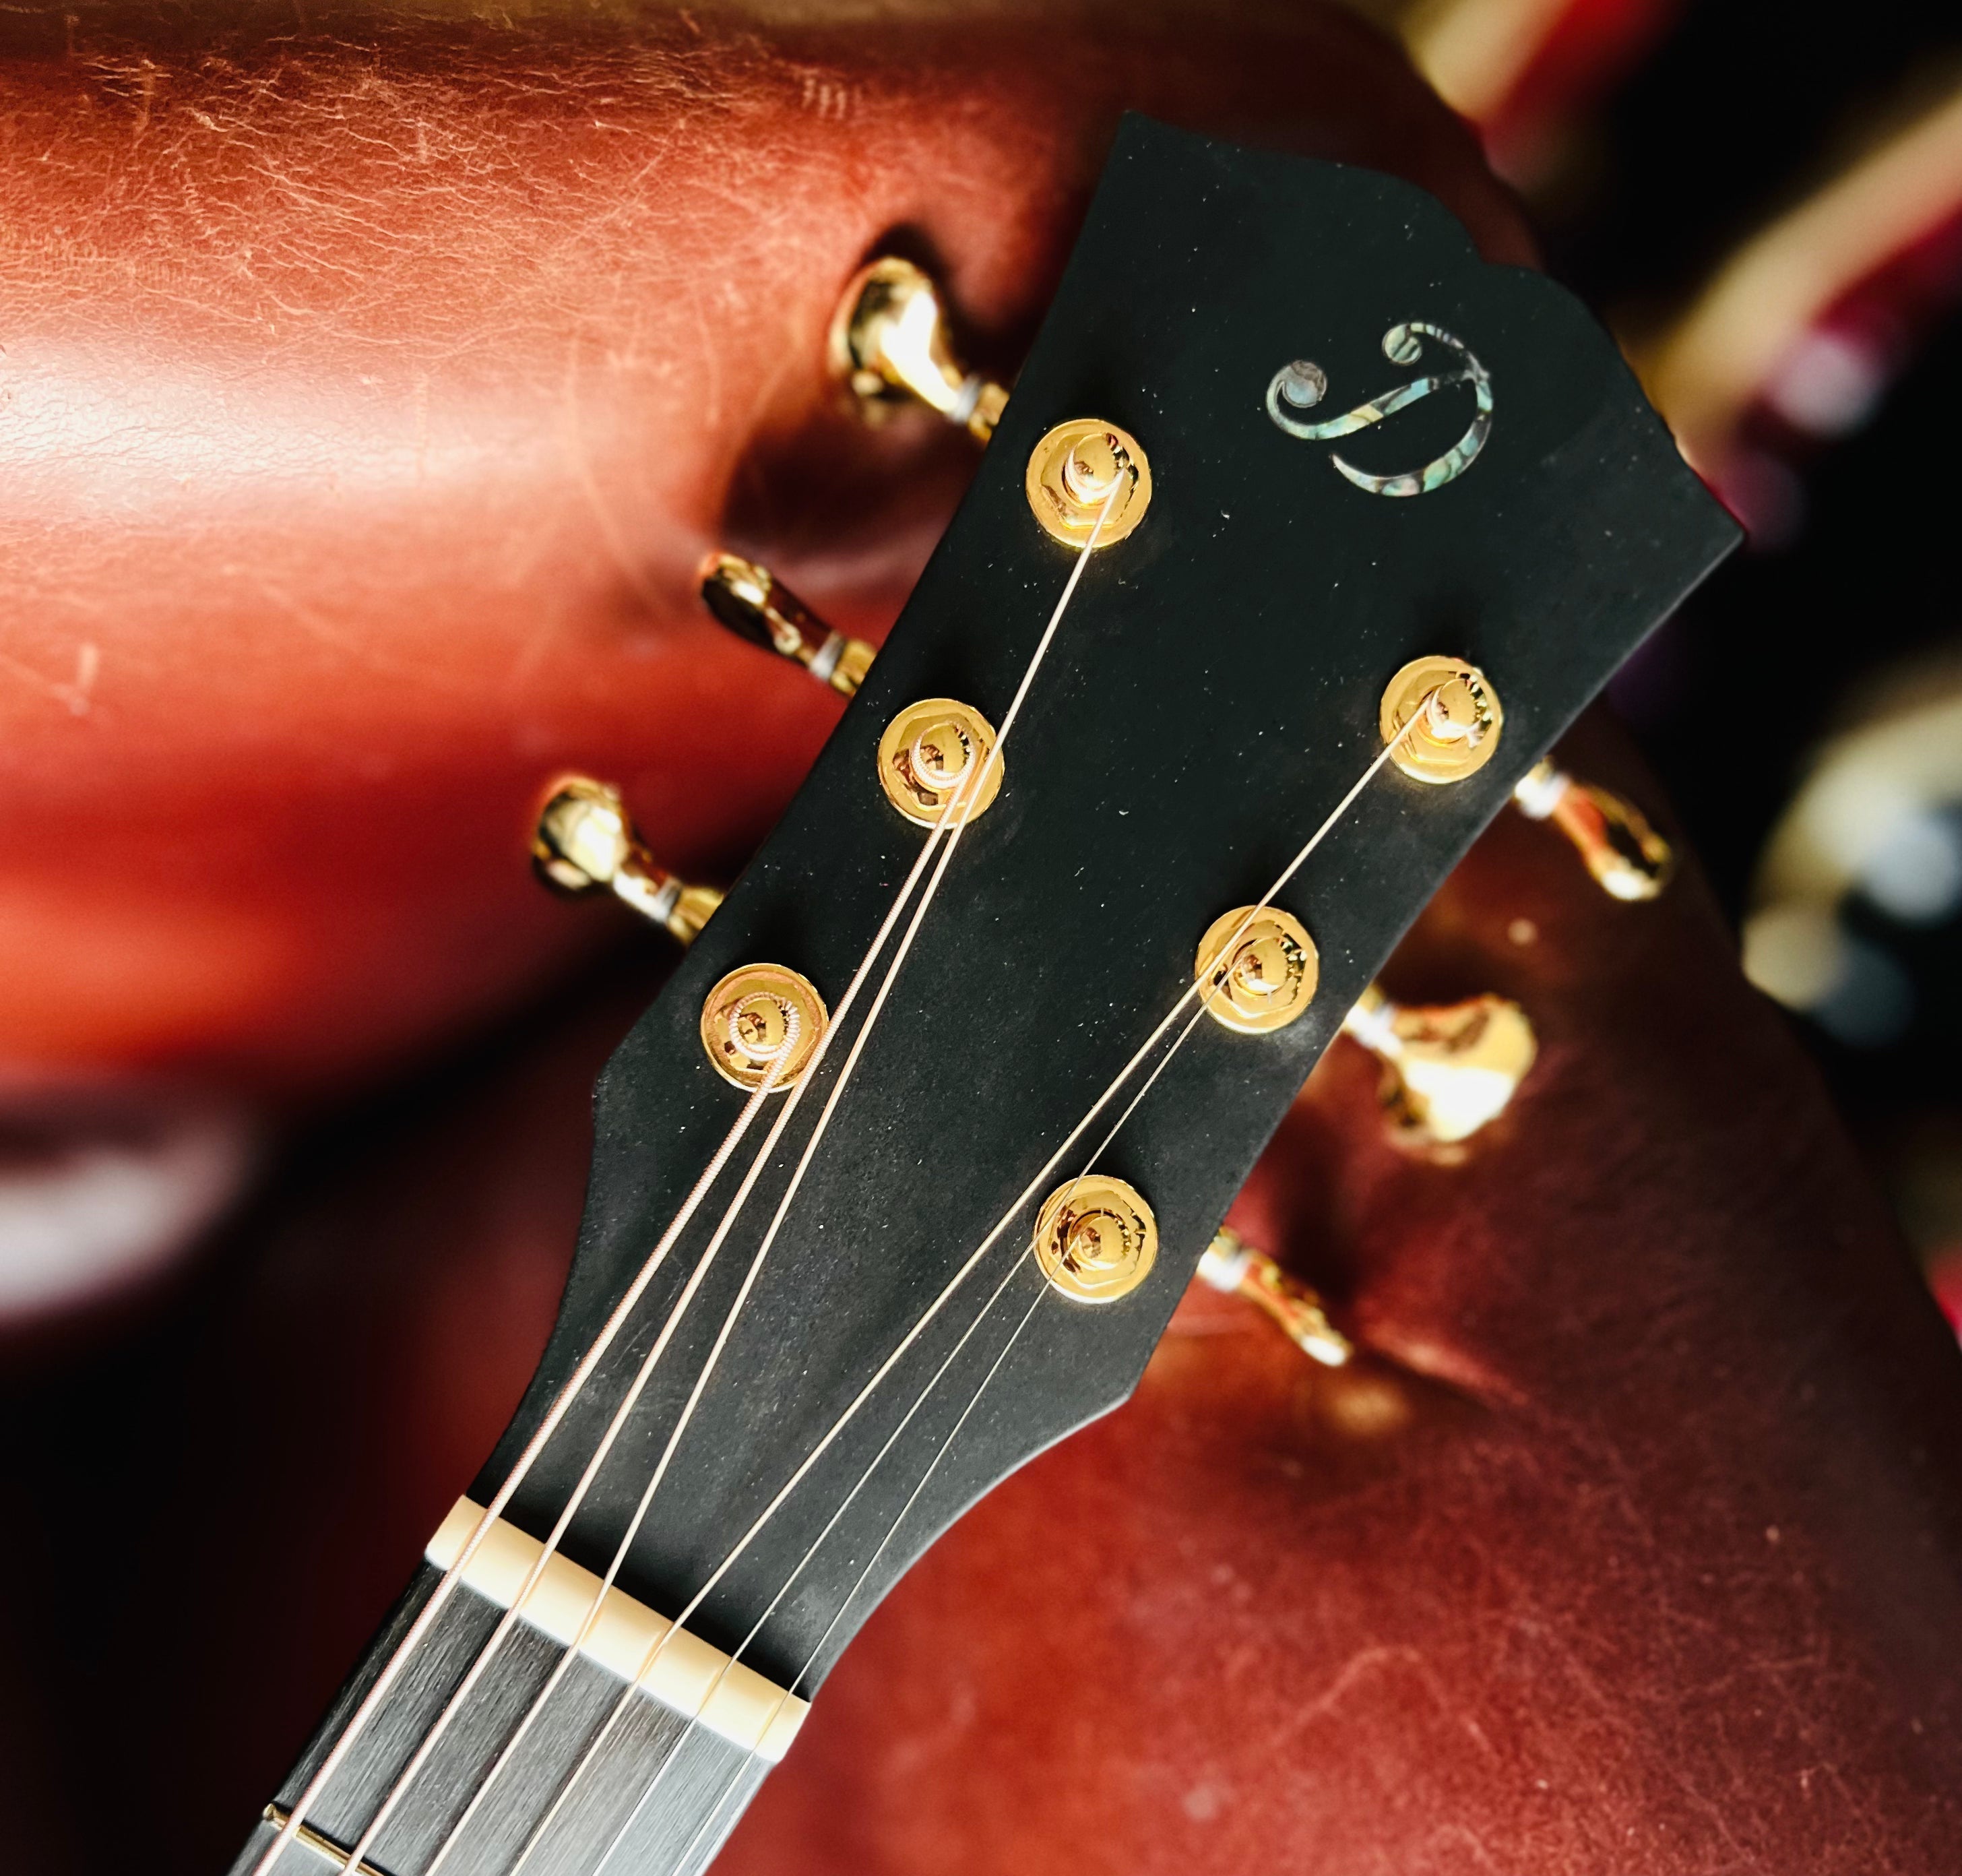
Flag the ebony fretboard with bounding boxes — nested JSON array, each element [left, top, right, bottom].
[[228, 1565, 771, 1876]]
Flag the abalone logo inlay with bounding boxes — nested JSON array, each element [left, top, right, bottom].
[[1265, 323, 1492, 497]]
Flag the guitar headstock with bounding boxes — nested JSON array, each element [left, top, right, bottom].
[[484, 116, 1738, 1702]]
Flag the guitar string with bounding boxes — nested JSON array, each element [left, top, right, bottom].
[[547, 702, 1438, 1876], [594, 920, 1231, 1876], [263, 726, 968, 1875], [606, 1280, 1052, 1876], [534, 1159, 1047, 1876], [485, 478, 1130, 1876], [275, 459, 1118, 1871], [249, 1034, 798, 1876], [592, 701, 1428, 1669], [408, 761, 991, 1876], [322, 761, 978, 1876]]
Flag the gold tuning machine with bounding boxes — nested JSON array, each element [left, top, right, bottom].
[[1195, 1228, 1352, 1367], [698, 554, 875, 697], [827, 256, 1009, 441], [1341, 982, 1536, 1150], [1513, 759, 1674, 900], [531, 778, 723, 945]]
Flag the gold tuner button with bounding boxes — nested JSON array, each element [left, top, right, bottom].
[[1025, 419, 1151, 549], [1379, 656, 1505, 784], [698, 553, 876, 697], [699, 963, 828, 1092], [827, 255, 1009, 442], [531, 777, 723, 945], [1513, 759, 1675, 900], [877, 697, 1003, 827], [1194, 906, 1320, 1034], [1034, 1175, 1158, 1305], [1196, 1227, 1352, 1367], [1341, 982, 1537, 1150]]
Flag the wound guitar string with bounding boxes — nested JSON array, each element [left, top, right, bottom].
[[298, 479, 1128, 1876], [573, 704, 1444, 1876], [249, 1028, 804, 1876], [612, 1281, 1054, 1876], [486, 480, 1131, 1876], [261, 698, 970, 1874], [412, 753, 999, 1876]]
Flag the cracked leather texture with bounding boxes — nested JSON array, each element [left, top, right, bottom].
[[1, 7, 1957, 1875]]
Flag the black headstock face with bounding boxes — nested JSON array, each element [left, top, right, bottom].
[[482, 118, 1738, 1693]]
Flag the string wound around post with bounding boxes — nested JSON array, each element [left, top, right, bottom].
[[699, 964, 828, 1092], [1025, 419, 1151, 549], [1379, 656, 1503, 784]]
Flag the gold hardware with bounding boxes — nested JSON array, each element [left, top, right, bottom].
[[1196, 1227, 1352, 1366], [698, 553, 877, 697], [532, 778, 723, 945], [1341, 982, 1536, 1148], [1379, 656, 1504, 784], [827, 255, 1009, 442], [1193, 906, 1320, 1034], [699, 963, 827, 1092], [1032, 1174, 1158, 1305], [876, 697, 1003, 827], [1513, 759, 1674, 900], [1024, 418, 1152, 549]]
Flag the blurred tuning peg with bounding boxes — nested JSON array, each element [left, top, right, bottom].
[[1195, 1226, 1352, 1367], [531, 777, 723, 945], [827, 255, 1009, 441], [699, 553, 876, 696], [1341, 982, 1537, 1150], [1513, 758, 1674, 901]]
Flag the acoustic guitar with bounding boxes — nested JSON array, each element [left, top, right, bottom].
[[228, 117, 1736, 1876], [4, 9, 1959, 1876]]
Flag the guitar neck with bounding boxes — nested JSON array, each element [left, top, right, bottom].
[[233, 1548, 778, 1876]]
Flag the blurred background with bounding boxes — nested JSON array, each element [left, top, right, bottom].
[[1377, 0, 1962, 1332]]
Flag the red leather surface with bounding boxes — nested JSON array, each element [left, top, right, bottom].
[[0, 0, 1525, 1096], [722, 715, 1962, 1876], [1, 9, 1957, 1876]]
